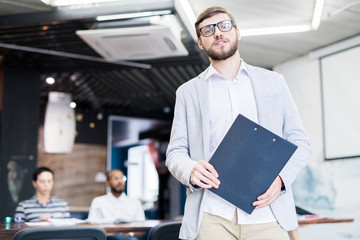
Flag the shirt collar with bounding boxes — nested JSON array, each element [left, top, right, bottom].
[[33, 195, 54, 205], [108, 192, 127, 200], [205, 59, 249, 81]]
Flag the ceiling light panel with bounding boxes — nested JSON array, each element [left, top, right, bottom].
[[41, 0, 122, 7]]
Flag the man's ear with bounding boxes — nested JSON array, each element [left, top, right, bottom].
[[105, 181, 110, 187], [197, 38, 204, 50], [236, 28, 241, 41], [32, 181, 36, 188]]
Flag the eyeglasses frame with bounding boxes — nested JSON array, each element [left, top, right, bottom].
[[199, 20, 234, 37]]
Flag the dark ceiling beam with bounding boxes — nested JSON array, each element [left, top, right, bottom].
[[151, 68, 177, 92], [131, 69, 157, 91], [177, 65, 192, 80], [0, 0, 173, 27], [0, 42, 151, 69]]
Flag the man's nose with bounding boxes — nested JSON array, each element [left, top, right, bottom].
[[213, 26, 223, 37]]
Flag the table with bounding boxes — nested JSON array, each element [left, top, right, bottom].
[[100, 220, 162, 235], [0, 218, 354, 239], [298, 217, 354, 225], [0, 220, 163, 239]]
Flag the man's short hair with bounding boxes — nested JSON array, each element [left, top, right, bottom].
[[33, 166, 54, 181], [194, 6, 237, 38], [106, 169, 123, 181]]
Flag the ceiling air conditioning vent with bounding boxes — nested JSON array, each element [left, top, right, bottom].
[[76, 24, 189, 61]]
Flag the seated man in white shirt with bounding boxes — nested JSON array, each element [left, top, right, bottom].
[[88, 169, 145, 224]]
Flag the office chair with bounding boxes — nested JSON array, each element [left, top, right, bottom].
[[147, 221, 181, 240], [12, 226, 107, 240]]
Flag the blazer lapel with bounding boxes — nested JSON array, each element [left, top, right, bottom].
[[246, 64, 268, 127]]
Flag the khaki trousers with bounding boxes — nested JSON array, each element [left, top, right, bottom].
[[196, 212, 289, 240]]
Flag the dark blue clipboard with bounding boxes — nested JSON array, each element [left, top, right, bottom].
[[209, 113, 298, 214]]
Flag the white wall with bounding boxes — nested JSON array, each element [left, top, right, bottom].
[[274, 54, 360, 212]]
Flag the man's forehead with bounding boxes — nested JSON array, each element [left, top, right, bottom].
[[109, 170, 123, 177], [200, 13, 230, 25], [37, 171, 53, 179]]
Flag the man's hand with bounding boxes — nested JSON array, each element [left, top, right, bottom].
[[190, 160, 220, 189], [38, 214, 51, 222], [252, 175, 282, 209]]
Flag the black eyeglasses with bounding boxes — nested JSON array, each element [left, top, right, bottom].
[[199, 20, 234, 37]]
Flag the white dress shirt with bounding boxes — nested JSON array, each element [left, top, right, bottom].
[[88, 192, 145, 223], [204, 62, 276, 224]]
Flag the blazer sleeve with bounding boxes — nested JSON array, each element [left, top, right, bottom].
[[278, 75, 311, 188], [166, 87, 198, 188]]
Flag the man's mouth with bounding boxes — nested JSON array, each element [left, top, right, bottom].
[[215, 40, 227, 46]]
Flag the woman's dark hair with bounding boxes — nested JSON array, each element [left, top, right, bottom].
[[32, 167, 54, 181]]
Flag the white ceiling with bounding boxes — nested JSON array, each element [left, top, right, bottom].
[[189, 0, 360, 68], [1, 0, 360, 69]]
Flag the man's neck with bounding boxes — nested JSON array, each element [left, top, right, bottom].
[[210, 51, 242, 80], [36, 193, 51, 205], [111, 192, 123, 198]]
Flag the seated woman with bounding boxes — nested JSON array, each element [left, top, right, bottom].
[[14, 167, 70, 222]]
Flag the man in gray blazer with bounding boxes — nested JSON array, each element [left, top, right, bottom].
[[166, 6, 311, 240]]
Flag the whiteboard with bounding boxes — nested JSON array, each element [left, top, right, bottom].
[[321, 45, 360, 159]]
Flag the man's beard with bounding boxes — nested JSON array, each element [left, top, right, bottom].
[[202, 36, 239, 61], [111, 187, 124, 195]]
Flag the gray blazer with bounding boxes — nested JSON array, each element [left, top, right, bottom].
[[166, 62, 311, 240]]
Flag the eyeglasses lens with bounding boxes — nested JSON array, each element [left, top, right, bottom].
[[200, 20, 233, 37], [218, 21, 232, 31], [202, 25, 214, 37], [111, 176, 127, 181]]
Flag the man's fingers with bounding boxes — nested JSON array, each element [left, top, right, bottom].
[[198, 160, 220, 184], [198, 166, 220, 186], [199, 160, 219, 178], [198, 170, 220, 188], [252, 177, 282, 209], [191, 161, 220, 188], [192, 169, 219, 188], [253, 192, 278, 208], [192, 177, 214, 189]]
